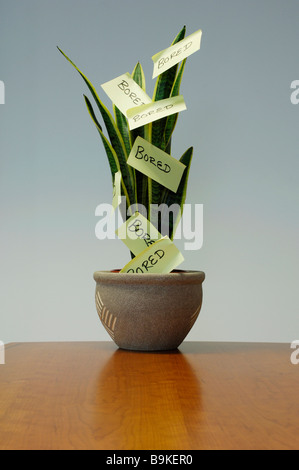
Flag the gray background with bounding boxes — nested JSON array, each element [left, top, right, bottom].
[[1, 0, 298, 343]]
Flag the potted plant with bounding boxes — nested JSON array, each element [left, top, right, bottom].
[[58, 26, 205, 351]]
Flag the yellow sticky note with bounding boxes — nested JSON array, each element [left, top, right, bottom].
[[120, 236, 184, 274], [126, 95, 186, 130], [116, 212, 162, 256], [152, 29, 203, 78], [112, 171, 122, 211], [101, 72, 152, 115], [127, 136, 186, 193]]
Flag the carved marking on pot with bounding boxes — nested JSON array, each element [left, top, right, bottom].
[[95, 291, 117, 340], [189, 304, 201, 327]]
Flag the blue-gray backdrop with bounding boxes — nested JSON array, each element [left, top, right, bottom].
[[1, 0, 298, 342]]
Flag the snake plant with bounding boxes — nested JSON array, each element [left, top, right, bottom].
[[58, 26, 193, 250]]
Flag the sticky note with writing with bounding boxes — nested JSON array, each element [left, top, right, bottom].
[[127, 136, 186, 193], [126, 95, 186, 130], [152, 29, 203, 78], [120, 236, 184, 274], [112, 171, 122, 211], [101, 73, 152, 116], [116, 212, 162, 256]]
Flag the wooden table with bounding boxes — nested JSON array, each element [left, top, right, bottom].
[[0, 342, 298, 450]]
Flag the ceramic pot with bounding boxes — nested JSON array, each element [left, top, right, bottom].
[[93, 270, 205, 351]]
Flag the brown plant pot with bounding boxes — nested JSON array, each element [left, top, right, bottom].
[[93, 270, 205, 351]]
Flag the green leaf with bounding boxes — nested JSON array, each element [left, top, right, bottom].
[[164, 58, 187, 153], [148, 177, 163, 232], [131, 62, 146, 91], [152, 26, 186, 103], [130, 62, 149, 143], [151, 26, 186, 150], [162, 146, 194, 240], [84, 95, 132, 206], [113, 105, 132, 156], [148, 27, 187, 228], [84, 95, 116, 175], [57, 46, 136, 207], [130, 62, 150, 215]]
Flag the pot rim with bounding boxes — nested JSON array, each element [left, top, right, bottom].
[[93, 269, 205, 286]]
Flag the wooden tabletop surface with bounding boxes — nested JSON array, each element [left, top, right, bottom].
[[0, 341, 298, 450]]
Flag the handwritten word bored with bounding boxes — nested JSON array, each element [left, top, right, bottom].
[[127, 136, 186, 192], [101, 73, 151, 116], [120, 236, 184, 274], [115, 212, 162, 257], [127, 95, 186, 130], [152, 29, 202, 78], [158, 42, 192, 70], [118, 79, 147, 107], [135, 145, 171, 173], [132, 104, 173, 124], [128, 218, 156, 248], [126, 249, 165, 273]]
